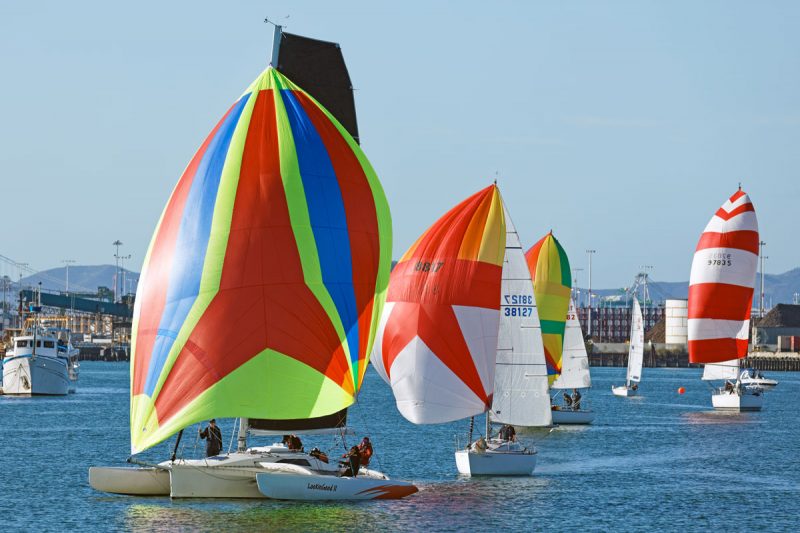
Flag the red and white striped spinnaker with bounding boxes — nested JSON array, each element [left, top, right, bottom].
[[688, 188, 759, 365]]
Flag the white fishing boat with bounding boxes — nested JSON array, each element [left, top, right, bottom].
[[372, 186, 537, 477], [612, 299, 643, 397], [89, 26, 415, 500], [2, 307, 79, 396], [738, 368, 777, 389], [551, 301, 594, 424], [688, 188, 763, 412]]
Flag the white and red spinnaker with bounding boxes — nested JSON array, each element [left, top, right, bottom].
[[688, 189, 759, 365], [371, 185, 506, 424]]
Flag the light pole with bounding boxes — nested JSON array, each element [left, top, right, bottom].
[[759, 241, 767, 318], [62, 259, 76, 293], [586, 250, 596, 337], [113, 240, 123, 302]]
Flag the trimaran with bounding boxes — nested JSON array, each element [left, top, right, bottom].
[[89, 25, 416, 500]]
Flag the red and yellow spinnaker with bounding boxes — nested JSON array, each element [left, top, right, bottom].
[[525, 232, 572, 383], [372, 185, 506, 424], [129, 67, 391, 453]]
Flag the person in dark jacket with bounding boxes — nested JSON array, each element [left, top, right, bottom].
[[340, 446, 361, 477], [199, 419, 223, 457], [571, 389, 582, 410]]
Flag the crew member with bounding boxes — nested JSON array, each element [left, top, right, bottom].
[[572, 389, 582, 410], [199, 419, 223, 457], [357, 437, 373, 467]]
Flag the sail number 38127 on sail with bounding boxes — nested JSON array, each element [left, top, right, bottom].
[[503, 294, 533, 317]]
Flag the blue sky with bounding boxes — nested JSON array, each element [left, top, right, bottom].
[[1, 1, 798, 289]]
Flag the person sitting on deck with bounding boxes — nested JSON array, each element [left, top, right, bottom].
[[288, 434, 303, 451], [724, 381, 734, 392], [632, 383, 638, 391], [340, 446, 361, 477], [198, 419, 223, 457], [357, 437, 373, 467], [572, 389, 582, 410], [563, 391, 574, 409], [472, 436, 487, 453]]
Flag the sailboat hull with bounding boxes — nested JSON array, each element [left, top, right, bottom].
[[611, 385, 638, 397], [551, 409, 595, 424], [454, 449, 537, 476], [711, 390, 763, 411], [88, 467, 170, 496], [256, 472, 418, 500]]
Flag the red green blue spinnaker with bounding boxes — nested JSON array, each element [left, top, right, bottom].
[[129, 67, 392, 454]]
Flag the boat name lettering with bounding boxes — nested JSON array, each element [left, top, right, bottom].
[[415, 261, 445, 273], [307, 483, 338, 492]]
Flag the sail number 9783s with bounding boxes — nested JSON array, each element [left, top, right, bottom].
[[503, 294, 534, 317]]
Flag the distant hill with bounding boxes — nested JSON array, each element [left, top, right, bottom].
[[17, 263, 800, 307], [19, 265, 139, 294], [587, 267, 800, 307]]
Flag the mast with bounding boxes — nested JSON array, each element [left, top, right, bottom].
[[237, 418, 248, 452]]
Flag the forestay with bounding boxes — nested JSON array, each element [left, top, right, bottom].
[[627, 299, 644, 385], [372, 185, 506, 424], [129, 67, 392, 453], [491, 204, 552, 427], [552, 301, 592, 390], [688, 188, 758, 365]]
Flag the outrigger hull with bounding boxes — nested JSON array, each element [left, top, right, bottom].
[[88, 467, 170, 496]]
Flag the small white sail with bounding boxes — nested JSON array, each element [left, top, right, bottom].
[[627, 299, 644, 385], [552, 300, 592, 390], [702, 359, 740, 381], [491, 205, 552, 427]]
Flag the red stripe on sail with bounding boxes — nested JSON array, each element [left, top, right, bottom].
[[132, 102, 238, 396], [388, 260, 502, 310], [688, 338, 748, 364], [729, 189, 746, 202], [714, 202, 754, 221], [695, 231, 759, 254], [688, 284, 754, 321]]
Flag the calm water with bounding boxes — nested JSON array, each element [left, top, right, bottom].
[[1, 363, 798, 532]]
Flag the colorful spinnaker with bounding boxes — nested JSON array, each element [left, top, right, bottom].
[[688, 188, 758, 366], [525, 232, 572, 383], [130, 67, 391, 453], [372, 185, 506, 424]]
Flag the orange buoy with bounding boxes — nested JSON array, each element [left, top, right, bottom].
[[677, 387, 686, 394]]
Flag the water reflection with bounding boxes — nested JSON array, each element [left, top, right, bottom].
[[680, 410, 761, 425]]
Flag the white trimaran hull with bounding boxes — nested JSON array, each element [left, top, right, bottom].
[[90, 445, 415, 499]]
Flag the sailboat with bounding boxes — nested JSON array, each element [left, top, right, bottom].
[[525, 232, 592, 424], [689, 188, 763, 411], [372, 184, 539, 476], [612, 299, 643, 397], [551, 300, 594, 423], [89, 27, 416, 500]]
